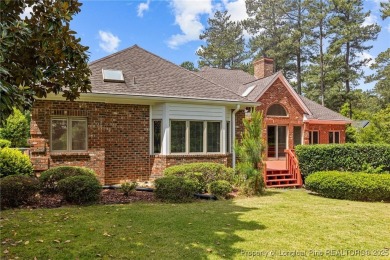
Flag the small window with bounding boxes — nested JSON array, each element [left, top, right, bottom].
[[153, 120, 162, 153], [226, 121, 231, 153], [171, 121, 186, 153], [267, 104, 287, 116], [102, 69, 125, 82], [242, 85, 255, 97], [309, 131, 319, 144], [293, 126, 302, 147], [51, 118, 87, 152], [329, 131, 340, 144], [207, 122, 221, 152]]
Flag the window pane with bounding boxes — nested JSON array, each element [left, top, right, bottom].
[[190, 121, 203, 153], [313, 131, 319, 144], [226, 122, 230, 153], [293, 126, 302, 147], [335, 132, 340, 144], [153, 121, 162, 153], [207, 122, 220, 152], [71, 120, 87, 150], [267, 104, 287, 116], [328, 132, 334, 143], [52, 119, 68, 151], [171, 121, 186, 153]]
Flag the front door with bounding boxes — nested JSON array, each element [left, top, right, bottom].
[[267, 126, 287, 158]]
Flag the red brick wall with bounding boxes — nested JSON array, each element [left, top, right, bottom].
[[30, 100, 150, 184], [305, 123, 346, 144], [256, 78, 305, 151]]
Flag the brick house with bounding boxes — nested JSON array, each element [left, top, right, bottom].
[[29, 45, 351, 185]]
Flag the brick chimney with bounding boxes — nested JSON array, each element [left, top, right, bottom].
[[253, 58, 274, 79]]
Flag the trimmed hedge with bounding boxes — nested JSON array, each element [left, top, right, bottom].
[[305, 171, 390, 202], [40, 166, 96, 193], [295, 144, 390, 177], [154, 176, 199, 202], [208, 180, 232, 199], [58, 175, 101, 204], [0, 147, 34, 177], [0, 139, 11, 148], [163, 163, 234, 192], [0, 175, 40, 208]]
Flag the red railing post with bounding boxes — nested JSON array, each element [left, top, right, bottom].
[[284, 149, 303, 187]]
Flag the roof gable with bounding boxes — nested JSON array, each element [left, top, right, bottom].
[[88, 45, 252, 103]]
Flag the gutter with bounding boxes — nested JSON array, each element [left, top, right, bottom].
[[232, 105, 241, 169]]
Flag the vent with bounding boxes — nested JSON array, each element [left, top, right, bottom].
[[241, 85, 255, 97], [102, 69, 125, 82]]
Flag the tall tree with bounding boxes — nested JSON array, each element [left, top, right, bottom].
[[327, 0, 380, 118], [0, 0, 91, 125], [244, 0, 295, 79], [196, 10, 247, 69], [180, 61, 198, 72]]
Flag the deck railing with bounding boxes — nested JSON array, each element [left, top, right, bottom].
[[284, 149, 303, 186]]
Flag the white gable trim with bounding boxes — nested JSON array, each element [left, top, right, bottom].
[[255, 72, 312, 115]]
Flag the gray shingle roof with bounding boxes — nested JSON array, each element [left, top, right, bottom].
[[88, 45, 251, 103], [300, 95, 352, 121]]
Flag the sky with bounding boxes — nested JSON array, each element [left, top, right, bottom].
[[64, 0, 389, 91]]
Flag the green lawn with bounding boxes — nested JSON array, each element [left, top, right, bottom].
[[1, 189, 389, 259]]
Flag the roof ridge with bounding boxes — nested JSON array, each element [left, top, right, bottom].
[[88, 45, 139, 65], [244, 71, 280, 85]]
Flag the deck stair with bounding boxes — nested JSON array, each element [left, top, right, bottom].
[[264, 149, 303, 188]]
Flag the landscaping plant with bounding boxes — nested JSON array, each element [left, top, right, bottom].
[[0, 108, 29, 147], [0, 139, 11, 148], [234, 110, 265, 195], [0, 175, 40, 208], [121, 181, 137, 196], [0, 147, 33, 177], [57, 175, 101, 204], [208, 180, 233, 199], [154, 176, 199, 202]]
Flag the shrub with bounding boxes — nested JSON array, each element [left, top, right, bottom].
[[39, 166, 96, 193], [0, 147, 33, 177], [154, 176, 199, 202], [163, 163, 234, 192], [121, 181, 137, 196], [0, 108, 29, 147], [305, 171, 390, 202], [208, 180, 232, 199], [295, 144, 390, 177], [58, 175, 101, 204], [0, 175, 40, 208], [0, 139, 11, 148]]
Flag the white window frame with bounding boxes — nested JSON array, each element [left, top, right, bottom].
[[328, 131, 340, 144], [309, 130, 319, 145], [50, 117, 88, 152], [169, 120, 222, 155]]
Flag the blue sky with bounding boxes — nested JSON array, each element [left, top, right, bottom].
[[68, 0, 389, 91]]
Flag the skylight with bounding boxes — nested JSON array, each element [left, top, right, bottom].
[[241, 85, 255, 97], [102, 69, 125, 82]]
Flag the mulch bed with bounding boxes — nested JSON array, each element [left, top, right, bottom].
[[21, 189, 156, 209]]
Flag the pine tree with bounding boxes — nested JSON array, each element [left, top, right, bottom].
[[196, 10, 247, 69], [328, 0, 380, 118]]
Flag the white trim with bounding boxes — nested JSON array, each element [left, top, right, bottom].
[[149, 105, 153, 155], [232, 105, 240, 169]]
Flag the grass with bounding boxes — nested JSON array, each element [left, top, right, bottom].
[[1, 189, 389, 259]]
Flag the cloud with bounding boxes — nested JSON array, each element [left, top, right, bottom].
[[98, 31, 121, 53], [358, 52, 374, 67], [137, 0, 151, 17], [222, 0, 248, 22], [167, 0, 213, 49], [362, 14, 378, 26], [20, 5, 34, 19]]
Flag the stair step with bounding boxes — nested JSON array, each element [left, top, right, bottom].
[[266, 173, 293, 177], [266, 171, 289, 175], [267, 183, 301, 188], [266, 179, 298, 185]]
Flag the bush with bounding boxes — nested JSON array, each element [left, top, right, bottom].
[[208, 180, 232, 199], [0, 108, 29, 147], [305, 171, 390, 202], [154, 176, 199, 202], [0, 139, 11, 148], [121, 181, 137, 196], [0, 147, 33, 177], [39, 166, 96, 193], [58, 175, 101, 204], [295, 144, 390, 177], [163, 163, 234, 192], [0, 175, 40, 208]]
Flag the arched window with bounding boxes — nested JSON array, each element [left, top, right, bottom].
[[267, 104, 287, 116]]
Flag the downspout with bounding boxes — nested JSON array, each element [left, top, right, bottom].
[[232, 105, 241, 169]]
